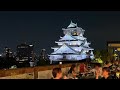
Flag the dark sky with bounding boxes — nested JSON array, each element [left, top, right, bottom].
[[0, 11, 120, 54]]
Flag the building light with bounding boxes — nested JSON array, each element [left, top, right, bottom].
[[117, 48, 120, 51], [10, 52, 12, 53], [115, 50, 117, 51], [59, 62, 62, 64], [29, 45, 33, 47], [42, 49, 46, 51]]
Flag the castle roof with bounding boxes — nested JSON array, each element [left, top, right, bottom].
[[67, 21, 77, 28], [51, 43, 79, 54], [59, 33, 77, 41], [73, 36, 86, 40]]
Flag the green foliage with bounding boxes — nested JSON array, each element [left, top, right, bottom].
[[37, 59, 50, 66], [94, 49, 112, 62], [93, 57, 103, 64], [94, 50, 101, 58], [100, 49, 109, 62]]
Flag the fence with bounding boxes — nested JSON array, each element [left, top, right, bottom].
[[0, 63, 78, 79]]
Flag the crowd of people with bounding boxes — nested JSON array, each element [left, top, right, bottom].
[[51, 60, 120, 79]]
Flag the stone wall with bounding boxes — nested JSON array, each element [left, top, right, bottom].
[[0, 63, 77, 79], [0, 73, 34, 79]]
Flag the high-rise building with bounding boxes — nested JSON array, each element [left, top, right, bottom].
[[49, 21, 94, 62], [4, 47, 13, 58], [40, 49, 48, 60], [1, 47, 16, 69], [107, 41, 120, 54], [37, 49, 49, 66], [16, 43, 34, 67], [107, 41, 120, 60]]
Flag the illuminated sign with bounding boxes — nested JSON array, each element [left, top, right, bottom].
[[108, 44, 120, 47], [117, 48, 120, 51]]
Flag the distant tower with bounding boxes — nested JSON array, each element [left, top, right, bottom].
[[16, 43, 34, 67], [37, 49, 49, 66], [40, 49, 48, 60], [49, 21, 94, 62], [4, 47, 13, 58]]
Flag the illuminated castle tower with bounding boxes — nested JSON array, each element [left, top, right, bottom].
[[49, 21, 94, 62]]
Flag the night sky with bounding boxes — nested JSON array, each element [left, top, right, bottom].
[[0, 11, 120, 54]]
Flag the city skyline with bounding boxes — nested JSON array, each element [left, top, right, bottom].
[[0, 11, 120, 54]]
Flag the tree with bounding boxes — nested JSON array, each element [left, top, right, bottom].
[[94, 50, 101, 58], [37, 56, 50, 66], [94, 49, 112, 63], [37, 49, 50, 66]]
